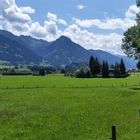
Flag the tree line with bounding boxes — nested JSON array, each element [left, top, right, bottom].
[[76, 57, 127, 78]]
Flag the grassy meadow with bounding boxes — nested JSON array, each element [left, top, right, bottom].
[[0, 73, 140, 139]]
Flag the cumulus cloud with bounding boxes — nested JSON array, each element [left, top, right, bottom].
[[44, 21, 58, 35], [29, 22, 47, 38], [47, 12, 67, 25], [63, 24, 123, 55], [0, 25, 3, 30], [125, 5, 139, 19], [20, 7, 35, 14], [73, 18, 136, 31], [0, 1, 138, 55], [73, 4, 139, 31], [0, 0, 15, 10], [0, 0, 35, 25], [3, 5, 33, 23], [44, 21, 62, 41], [77, 5, 86, 10], [0, 1, 62, 40]]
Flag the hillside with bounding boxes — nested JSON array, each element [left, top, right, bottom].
[[0, 30, 136, 68], [0, 30, 42, 65], [19, 34, 136, 68]]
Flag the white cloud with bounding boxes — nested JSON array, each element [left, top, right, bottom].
[[0, 1, 138, 55], [0, 25, 3, 30], [0, 0, 15, 10], [63, 24, 123, 55], [29, 22, 47, 38], [125, 5, 139, 19], [47, 12, 67, 25], [0, 0, 35, 25], [77, 5, 86, 10], [20, 7, 35, 14], [74, 4, 139, 31], [73, 18, 136, 31], [44, 21, 62, 41], [45, 21, 58, 35], [5, 22, 29, 36], [4, 5, 33, 23]]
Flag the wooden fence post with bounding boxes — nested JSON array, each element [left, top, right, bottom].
[[139, 110, 140, 117], [111, 126, 116, 140], [112, 126, 116, 140]]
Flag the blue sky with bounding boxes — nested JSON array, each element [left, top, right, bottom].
[[16, 0, 135, 20], [0, 0, 138, 55]]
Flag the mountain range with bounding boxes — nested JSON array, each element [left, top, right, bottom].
[[0, 30, 136, 68]]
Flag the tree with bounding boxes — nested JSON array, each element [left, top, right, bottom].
[[120, 59, 126, 75], [122, 0, 140, 60], [76, 68, 85, 78], [137, 0, 140, 7], [102, 61, 106, 78], [89, 56, 101, 77], [122, 26, 139, 59], [102, 60, 109, 78], [61, 69, 65, 74], [76, 67, 90, 78], [114, 63, 120, 78], [89, 56, 94, 75], [95, 57, 101, 75], [137, 61, 140, 70], [105, 61, 109, 77], [136, 0, 140, 23], [85, 70, 90, 78], [39, 67, 45, 76]]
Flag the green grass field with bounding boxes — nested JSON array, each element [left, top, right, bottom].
[[0, 73, 140, 140]]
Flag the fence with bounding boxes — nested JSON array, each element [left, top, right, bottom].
[[0, 82, 140, 90]]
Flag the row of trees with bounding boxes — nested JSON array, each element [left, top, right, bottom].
[[76, 57, 127, 78], [0, 65, 56, 76]]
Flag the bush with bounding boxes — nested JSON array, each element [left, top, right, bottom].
[[76, 68, 90, 78]]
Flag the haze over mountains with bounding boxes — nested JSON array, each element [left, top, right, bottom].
[[0, 30, 136, 68]]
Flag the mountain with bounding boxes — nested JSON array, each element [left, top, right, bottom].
[[42, 36, 91, 66], [0, 30, 136, 68], [20, 35, 136, 68], [19, 35, 51, 57], [19, 35, 91, 66], [0, 30, 42, 65]]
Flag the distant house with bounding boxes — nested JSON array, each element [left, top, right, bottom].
[[108, 68, 130, 78], [109, 68, 115, 77]]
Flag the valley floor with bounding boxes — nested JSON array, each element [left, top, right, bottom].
[[0, 73, 140, 139]]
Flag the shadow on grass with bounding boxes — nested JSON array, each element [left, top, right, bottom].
[[131, 88, 140, 90]]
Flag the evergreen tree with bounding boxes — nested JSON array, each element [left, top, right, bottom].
[[105, 61, 109, 77], [102, 61, 106, 78], [110, 64, 115, 69], [137, 60, 140, 70], [95, 57, 101, 75], [114, 62, 120, 78], [92, 57, 97, 76], [102, 60, 109, 78], [89, 56, 101, 77], [120, 59, 126, 75], [39, 67, 45, 76], [89, 56, 94, 76]]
